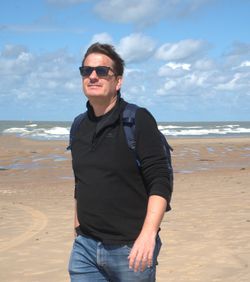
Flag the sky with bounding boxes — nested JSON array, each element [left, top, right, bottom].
[[0, 0, 250, 122]]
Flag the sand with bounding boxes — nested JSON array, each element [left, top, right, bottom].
[[0, 135, 249, 282]]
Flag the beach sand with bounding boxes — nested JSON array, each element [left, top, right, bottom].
[[0, 135, 249, 281]]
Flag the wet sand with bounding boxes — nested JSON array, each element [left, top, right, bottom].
[[0, 135, 249, 281]]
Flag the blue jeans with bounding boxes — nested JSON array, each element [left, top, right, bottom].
[[68, 234, 162, 282]]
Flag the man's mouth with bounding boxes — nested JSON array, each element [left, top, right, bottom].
[[88, 84, 102, 88]]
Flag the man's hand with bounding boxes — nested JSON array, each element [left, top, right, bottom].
[[128, 195, 167, 272], [128, 232, 156, 272]]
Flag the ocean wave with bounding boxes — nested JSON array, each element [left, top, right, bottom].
[[1, 121, 250, 140], [159, 126, 250, 136], [3, 126, 70, 140], [25, 123, 38, 128]]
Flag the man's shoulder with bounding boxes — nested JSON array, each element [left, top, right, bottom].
[[121, 99, 155, 123]]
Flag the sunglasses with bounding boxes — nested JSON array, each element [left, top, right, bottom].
[[79, 66, 115, 78]]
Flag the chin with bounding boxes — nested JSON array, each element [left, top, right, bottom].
[[85, 92, 106, 99]]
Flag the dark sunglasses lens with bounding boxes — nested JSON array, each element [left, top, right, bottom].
[[95, 67, 109, 77], [80, 66, 110, 77], [80, 66, 92, 77]]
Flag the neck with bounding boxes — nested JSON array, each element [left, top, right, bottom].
[[89, 95, 118, 117]]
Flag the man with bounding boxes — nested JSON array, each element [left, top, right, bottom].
[[68, 43, 172, 281]]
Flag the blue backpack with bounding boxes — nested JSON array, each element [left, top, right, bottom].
[[68, 103, 173, 203]]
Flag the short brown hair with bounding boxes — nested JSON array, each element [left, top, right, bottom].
[[82, 43, 125, 76]]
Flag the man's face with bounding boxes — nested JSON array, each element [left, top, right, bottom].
[[82, 53, 122, 101]]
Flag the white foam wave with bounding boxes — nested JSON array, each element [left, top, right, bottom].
[[215, 124, 239, 128], [4, 128, 29, 134], [3, 126, 70, 140], [158, 125, 202, 130], [158, 125, 182, 129], [44, 127, 69, 135], [25, 124, 38, 128], [3, 123, 250, 140], [159, 125, 250, 136]]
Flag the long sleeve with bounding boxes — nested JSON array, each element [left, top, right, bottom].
[[135, 108, 172, 206]]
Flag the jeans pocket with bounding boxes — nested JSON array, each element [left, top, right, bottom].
[[123, 243, 133, 256], [154, 235, 162, 265]]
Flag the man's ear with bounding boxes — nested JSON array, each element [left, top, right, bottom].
[[116, 76, 123, 91]]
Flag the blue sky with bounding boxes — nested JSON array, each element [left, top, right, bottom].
[[1, 0, 250, 122]]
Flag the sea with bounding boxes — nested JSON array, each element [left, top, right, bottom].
[[1, 120, 250, 140]]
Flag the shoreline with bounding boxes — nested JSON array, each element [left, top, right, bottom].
[[2, 132, 250, 141], [1, 132, 250, 142], [0, 135, 249, 281]]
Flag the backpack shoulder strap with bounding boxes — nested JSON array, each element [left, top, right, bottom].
[[122, 103, 139, 151], [67, 112, 87, 150]]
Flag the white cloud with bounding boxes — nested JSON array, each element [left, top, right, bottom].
[[155, 57, 250, 102], [76, 37, 250, 117], [124, 68, 142, 75], [1, 39, 250, 121], [156, 67, 218, 97], [223, 42, 250, 67], [155, 39, 208, 61], [225, 42, 250, 57], [0, 45, 79, 105], [45, 0, 211, 26], [162, 80, 177, 92], [90, 33, 113, 45], [82, 33, 156, 64], [240, 61, 250, 68], [158, 63, 191, 77], [94, 0, 212, 28], [117, 33, 156, 63], [166, 62, 191, 70], [193, 58, 216, 71], [1, 44, 28, 58], [0, 48, 34, 76], [94, 0, 162, 27], [215, 72, 250, 91]]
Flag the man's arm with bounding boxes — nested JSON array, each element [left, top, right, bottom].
[[128, 109, 172, 272], [128, 195, 167, 272]]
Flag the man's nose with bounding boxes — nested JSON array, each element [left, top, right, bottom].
[[89, 69, 98, 79]]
